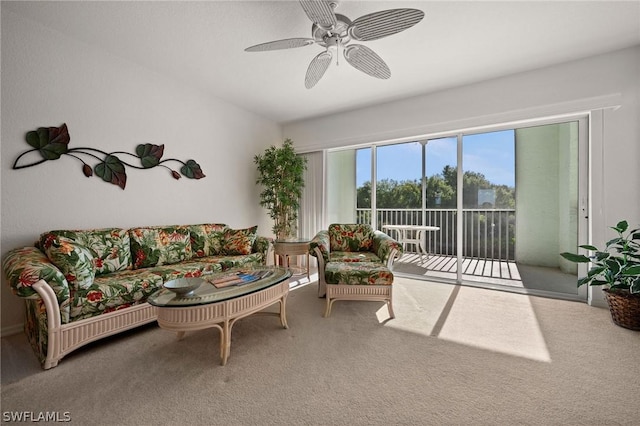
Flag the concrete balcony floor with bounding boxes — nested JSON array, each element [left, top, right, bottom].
[[393, 253, 581, 300]]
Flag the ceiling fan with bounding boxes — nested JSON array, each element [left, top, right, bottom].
[[245, 1, 425, 89]]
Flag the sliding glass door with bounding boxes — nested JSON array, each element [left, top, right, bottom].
[[511, 121, 586, 297], [326, 117, 588, 299], [460, 130, 516, 284]]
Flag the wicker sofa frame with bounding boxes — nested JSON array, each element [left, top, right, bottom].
[[30, 280, 157, 369], [3, 224, 270, 370]]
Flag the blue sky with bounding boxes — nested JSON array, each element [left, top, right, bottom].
[[356, 130, 515, 188]]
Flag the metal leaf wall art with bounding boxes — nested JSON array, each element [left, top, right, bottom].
[[12, 123, 205, 190]]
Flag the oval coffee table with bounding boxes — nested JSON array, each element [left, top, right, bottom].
[[148, 266, 291, 366]]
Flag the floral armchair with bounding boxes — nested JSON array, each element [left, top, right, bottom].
[[309, 224, 402, 317]]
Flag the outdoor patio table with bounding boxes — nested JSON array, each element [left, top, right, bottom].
[[382, 224, 440, 264]]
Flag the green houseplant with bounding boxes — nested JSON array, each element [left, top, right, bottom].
[[254, 139, 307, 240], [560, 220, 640, 330]]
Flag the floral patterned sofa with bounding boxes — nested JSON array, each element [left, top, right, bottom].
[[309, 224, 402, 318], [2, 223, 269, 369]]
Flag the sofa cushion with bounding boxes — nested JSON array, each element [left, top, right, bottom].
[[40, 228, 132, 275], [70, 269, 164, 321], [41, 234, 96, 290], [187, 224, 227, 258], [150, 260, 224, 282], [324, 261, 394, 286], [77, 228, 132, 275], [328, 224, 374, 252], [329, 251, 381, 263], [222, 226, 258, 255], [129, 226, 192, 269], [209, 253, 264, 270], [149, 252, 262, 284]]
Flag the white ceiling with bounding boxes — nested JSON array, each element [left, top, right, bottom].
[[4, 1, 640, 124]]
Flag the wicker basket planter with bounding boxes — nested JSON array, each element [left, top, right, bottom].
[[603, 289, 640, 331], [561, 220, 640, 331]]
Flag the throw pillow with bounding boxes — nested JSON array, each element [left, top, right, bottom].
[[222, 226, 258, 255], [188, 224, 227, 257], [40, 228, 132, 275], [329, 224, 374, 252], [205, 224, 228, 256], [75, 228, 132, 275], [42, 234, 96, 290], [129, 226, 192, 269]]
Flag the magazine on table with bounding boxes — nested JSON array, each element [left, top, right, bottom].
[[209, 269, 272, 288]]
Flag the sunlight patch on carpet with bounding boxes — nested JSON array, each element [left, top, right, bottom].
[[288, 272, 317, 289], [380, 278, 456, 335], [438, 286, 551, 362]]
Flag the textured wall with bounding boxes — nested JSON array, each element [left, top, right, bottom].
[[1, 10, 281, 333]]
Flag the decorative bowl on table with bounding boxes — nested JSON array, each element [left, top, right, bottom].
[[163, 277, 203, 296]]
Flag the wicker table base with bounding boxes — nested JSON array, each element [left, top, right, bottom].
[[155, 279, 289, 365], [274, 239, 311, 280]]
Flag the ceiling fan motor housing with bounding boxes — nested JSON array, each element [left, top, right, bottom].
[[313, 14, 351, 48]]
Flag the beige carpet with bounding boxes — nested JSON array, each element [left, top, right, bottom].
[[2, 276, 639, 425]]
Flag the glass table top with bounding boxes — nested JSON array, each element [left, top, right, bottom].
[[148, 266, 291, 307], [274, 238, 310, 244]]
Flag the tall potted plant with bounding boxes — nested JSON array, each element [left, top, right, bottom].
[[561, 220, 640, 330], [254, 139, 307, 240]]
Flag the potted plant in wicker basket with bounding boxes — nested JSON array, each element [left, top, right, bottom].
[[561, 220, 640, 330]]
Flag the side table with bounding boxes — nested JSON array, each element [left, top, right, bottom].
[[273, 239, 311, 280]]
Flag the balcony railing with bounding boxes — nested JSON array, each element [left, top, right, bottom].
[[356, 208, 516, 261]]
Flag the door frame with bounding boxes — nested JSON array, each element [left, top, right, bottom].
[[452, 115, 589, 300]]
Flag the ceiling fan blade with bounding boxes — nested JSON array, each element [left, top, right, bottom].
[[305, 51, 332, 89], [299, 0, 337, 29], [344, 44, 390, 80], [350, 9, 425, 41], [245, 38, 315, 52]]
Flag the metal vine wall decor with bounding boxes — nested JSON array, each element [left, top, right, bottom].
[[12, 123, 205, 190]]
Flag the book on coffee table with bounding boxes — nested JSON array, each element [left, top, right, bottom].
[[209, 270, 272, 288]]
